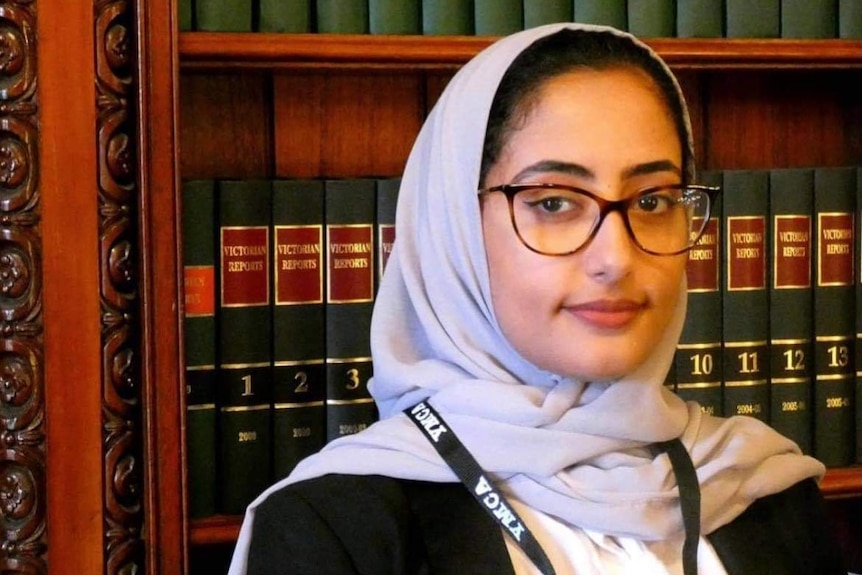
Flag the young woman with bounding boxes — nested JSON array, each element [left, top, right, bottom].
[[228, 24, 845, 575]]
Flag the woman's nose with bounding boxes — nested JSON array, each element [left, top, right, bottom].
[[580, 211, 635, 282]]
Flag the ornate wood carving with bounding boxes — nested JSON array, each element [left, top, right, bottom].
[[0, 1, 45, 573], [96, 0, 144, 573]]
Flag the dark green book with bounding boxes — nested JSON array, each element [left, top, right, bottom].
[[475, 0, 523, 36], [369, 0, 420, 34], [676, 0, 724, 37], [316, 0, 369, 33], [675, 170, 724, 417], [422, 0, 474, 35], [195, 0, 252, 31], [271, 180, 327, 480], [182, 179, 217, 518], [628, 0, 675, 37], [726, 0, 779, 37], [376, 177, 400, 288], [325, 179, 378, 442], [524, 0, 572, 28], [855, 167, 862, 463], [722, 170, 770, 423], [768, 169, 814, 454], [840, 0, 862, 38], [574, 0, 627, 30], [259, 0, 311, 32], [813, 167, 856, 467], [781, 0, 837, 38], [179, 0, 193, 31], [217, 179, 273, 514]]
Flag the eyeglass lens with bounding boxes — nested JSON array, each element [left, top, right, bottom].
[[510, 186, 710, 255]]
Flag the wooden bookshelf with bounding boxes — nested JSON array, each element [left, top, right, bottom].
[[167, 32, 862, 573]]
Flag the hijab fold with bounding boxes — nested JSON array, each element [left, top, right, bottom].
[[228, 23, 823, 575]]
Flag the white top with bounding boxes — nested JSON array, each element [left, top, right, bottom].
[[506, 499, 729, 575]]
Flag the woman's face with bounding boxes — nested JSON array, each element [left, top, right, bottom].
[[481, 67, 686, 381]]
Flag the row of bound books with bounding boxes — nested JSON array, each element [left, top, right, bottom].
[[180, 0, 862, 39], [182, 177, 399, 518], [670, 166, 862, 469]]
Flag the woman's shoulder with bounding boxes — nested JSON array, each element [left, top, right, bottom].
[[708, 479, 847, 575]]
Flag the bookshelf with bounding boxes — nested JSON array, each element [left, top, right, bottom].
[[155, 30, 862, 573]]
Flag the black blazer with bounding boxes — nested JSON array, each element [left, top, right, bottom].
[[246, 475, 846, 575]]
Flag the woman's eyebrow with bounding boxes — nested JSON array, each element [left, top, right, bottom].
[[509, 159, 681, 184]]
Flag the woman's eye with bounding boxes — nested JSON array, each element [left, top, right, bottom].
[[635, 192, 676, 213], [537, 196, 570, 213]]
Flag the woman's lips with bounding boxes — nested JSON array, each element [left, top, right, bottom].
[[566, 299, 643, 329]]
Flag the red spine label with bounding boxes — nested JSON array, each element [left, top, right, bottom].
[[686, 218, 719, 292], [773, 215, 811, 289], [727, 216, 766, 291], [220, 226, 270, 307], [184, 265, 215, 316], [327, 224, 374, 303], [275, 225, 323, 305], [818, 213, 854, 287]]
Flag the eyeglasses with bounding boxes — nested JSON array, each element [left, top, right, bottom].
[[478, 183, 721, 256]]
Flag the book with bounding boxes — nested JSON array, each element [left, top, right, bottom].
[[181, 179, 218, 518], [813, 167, 856, 467], [271, 180, 327, 479], [259, 0, 312, 33], [856, 167, 862, 463], [768, 168, 814, 454], [523, 0, 572, 28], [725, 0, 779, 37], [781, 0, 837, 38], [722, 170, 770, 423], [217, 179, 273, 514], [676, 0, 724, 37], [474, 0, 523, 36], [573, 0, 627, 30], [839, 0, 862, 38], [675, 170, 724, 417], [422, 0, 474, 35], [178, 0, 193, 31], [627, 0, 675, 37], [195, 0, 252, 31], [316, 0, 369, 34], [376, 177, 400, 288], [369, 0, 421, 34], [325, 179, 378, 442]]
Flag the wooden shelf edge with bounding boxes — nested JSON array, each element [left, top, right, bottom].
[[189, 467, 862, 545], [179, 33, 862, 71]]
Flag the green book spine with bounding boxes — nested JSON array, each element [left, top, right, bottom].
[[675, 170, 724, 417], [676, 0, 724, 37], [422, 0, 474, 35], [271, 180, 327, 480], [813, 167, 856, 467], [217, 179, 273, 514], [325, 179, 378, 442], [574, 0, 627, 29], [316, 0, 369, 33], [768, 168, 814, 454], [179, 0, 193, 31], [369, 0, 421, 34], [839, 0, 862, 38], [722, 170, 770, 423], [855, 167, 862, 463], [259, 0, 311, 32], [725, 0, 779, 37], [376, 177, 400, 288], [182, 180, 218, 518], [628, 0, 676, 37], [475, 0, 523, 35], [524, 0, 572, 28], [781, 0, 837, 38], [195, 0, 252, 31]]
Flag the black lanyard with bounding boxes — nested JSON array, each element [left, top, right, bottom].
[[406, 400, 702, 575], [405, 400, 557, 575]]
